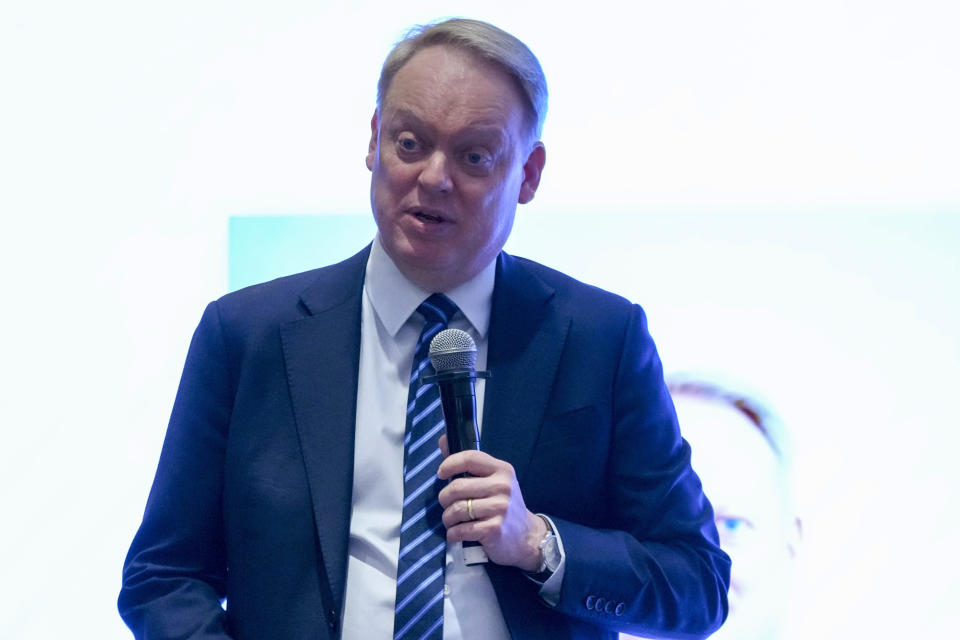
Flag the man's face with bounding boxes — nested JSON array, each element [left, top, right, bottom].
[[366, 44, 544, 291], [676, 395, 798, 640]]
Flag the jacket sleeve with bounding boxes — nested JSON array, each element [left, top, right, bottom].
[[547, 304, 730, 639], [118, 301, 235, 639]]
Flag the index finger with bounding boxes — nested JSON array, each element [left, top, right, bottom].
[[437, 449, 501, 480]]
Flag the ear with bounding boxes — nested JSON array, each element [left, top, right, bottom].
[[365, 110, 379, 171], [517, 142, 546, 204]]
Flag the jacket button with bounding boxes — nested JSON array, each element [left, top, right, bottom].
[[595, 597, 605, 611], [585, 595, 596, 609], [615, 602, 625, 616], [327, 610, 338, 630]]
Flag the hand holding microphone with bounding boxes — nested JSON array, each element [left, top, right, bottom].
[[428, 329, 547, 572], [424, 328, 490, 565]]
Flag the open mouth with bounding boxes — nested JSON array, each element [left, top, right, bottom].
[[413, 210, 446, 224]]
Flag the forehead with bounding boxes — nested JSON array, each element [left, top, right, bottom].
[[676, 396, 786, 520], [381, 45, 526, 135]]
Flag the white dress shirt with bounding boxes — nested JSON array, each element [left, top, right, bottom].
[[340, 236, 511, 640]]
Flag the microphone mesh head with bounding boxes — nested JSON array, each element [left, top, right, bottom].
[[429, 329, 477, 372]]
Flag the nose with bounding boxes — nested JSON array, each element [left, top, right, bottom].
[[418, 151, 452, 195]]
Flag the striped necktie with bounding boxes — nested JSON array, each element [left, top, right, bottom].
[[393, 293, 458, 640]]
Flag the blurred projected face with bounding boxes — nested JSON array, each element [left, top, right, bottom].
[[366, 44, 544, 292], [676, 395, 797, 640]]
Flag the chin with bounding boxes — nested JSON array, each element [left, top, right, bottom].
[[399, 247, 457, 272]]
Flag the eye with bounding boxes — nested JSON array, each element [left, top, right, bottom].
[[462, 148, 493, 171], [721, 518, 743, 531], [716, 516, 753, 533], [398, 136, 419, 152]]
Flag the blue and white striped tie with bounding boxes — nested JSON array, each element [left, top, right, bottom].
[[394, 293, 458, 640]]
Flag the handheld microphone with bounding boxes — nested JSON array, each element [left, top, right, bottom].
[[425, 328, 491, 565]]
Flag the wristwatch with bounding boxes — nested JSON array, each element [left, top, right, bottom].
[[533, 515, 561, 579]]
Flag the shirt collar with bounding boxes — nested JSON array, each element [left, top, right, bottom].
[[365, 235, 495, 338]]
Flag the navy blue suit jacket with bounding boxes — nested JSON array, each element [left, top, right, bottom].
[[119, 247, 729, 639]]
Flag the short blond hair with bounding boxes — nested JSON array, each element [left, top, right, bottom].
[[377, 18, 548, 141]]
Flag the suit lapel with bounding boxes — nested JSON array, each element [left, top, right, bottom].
[[482, 252, 570, 485], [278, 247, 569, 620], [279, 246, 369, 616]]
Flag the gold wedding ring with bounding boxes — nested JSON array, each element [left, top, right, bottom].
[[467, 498, 475, 521]]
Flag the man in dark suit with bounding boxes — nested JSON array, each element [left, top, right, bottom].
[[119, 18, 729, 640]]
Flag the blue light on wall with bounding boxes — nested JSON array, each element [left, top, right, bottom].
[[228, 215, 377, 292]]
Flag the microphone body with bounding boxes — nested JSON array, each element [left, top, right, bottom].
[[425, 329, 491, 565], [431, 370, 484, 455]]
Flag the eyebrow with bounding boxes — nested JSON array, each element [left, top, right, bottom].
[[387, 108, 429, 131], [386, 107, 510, 145]]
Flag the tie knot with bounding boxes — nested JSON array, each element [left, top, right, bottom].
[[418, 293, 458, 327]]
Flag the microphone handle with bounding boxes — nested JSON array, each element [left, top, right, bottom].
[[438, 376, 481, 455], [435, 371, 488, 565]]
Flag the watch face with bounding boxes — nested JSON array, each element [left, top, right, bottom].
[[542, 533, 561, 572]]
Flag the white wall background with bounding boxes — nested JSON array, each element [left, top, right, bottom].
[[1, 1, 957, 638]]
